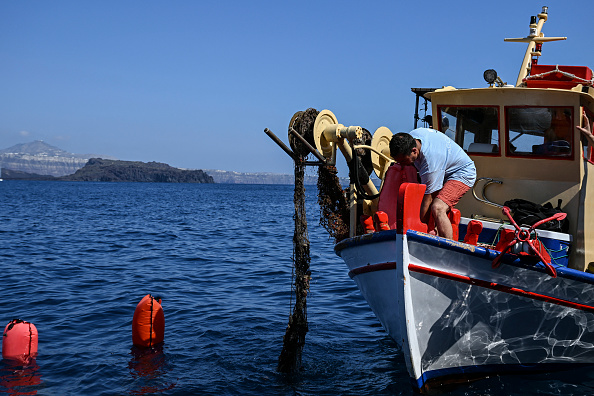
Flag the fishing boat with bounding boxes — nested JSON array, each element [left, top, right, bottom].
[[266, 6, 594, 392]]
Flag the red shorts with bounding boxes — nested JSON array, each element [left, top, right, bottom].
[[436, 180, 471, 208]]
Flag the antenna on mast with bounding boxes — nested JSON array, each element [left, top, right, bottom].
[[504, 6, 566, 86]]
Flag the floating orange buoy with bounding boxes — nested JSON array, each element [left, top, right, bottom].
[[2, 319, 38, 363], [132, 295, 164, 348]]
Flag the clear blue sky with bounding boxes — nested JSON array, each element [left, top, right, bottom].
[[1, 1, 592, 176]]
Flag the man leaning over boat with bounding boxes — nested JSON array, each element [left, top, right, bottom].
[[389, 128, 476, 239]]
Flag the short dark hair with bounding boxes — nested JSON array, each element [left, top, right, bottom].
[[389, 133, 416, 158]]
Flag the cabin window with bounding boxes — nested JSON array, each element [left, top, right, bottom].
[[505, 106, 573, 158], [437, 106, 499, 154]]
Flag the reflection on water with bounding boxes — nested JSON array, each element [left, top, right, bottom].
[[0, 359, 42, 395], [128, 344, 175, 395]]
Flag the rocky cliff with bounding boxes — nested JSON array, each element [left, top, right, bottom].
[[1, 153, 89, 177], [0, 141, 115, 177], [61, 158, 214, 183], [205, 169, 322, 185]]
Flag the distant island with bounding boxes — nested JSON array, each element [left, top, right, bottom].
[[0, 140, 338, 184], [63, 158, 214, 183], [3, 158, 214, 183], [204, 169, 320, 185]]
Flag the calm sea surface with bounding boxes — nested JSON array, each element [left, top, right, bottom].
[[1, 181, 594, 395]]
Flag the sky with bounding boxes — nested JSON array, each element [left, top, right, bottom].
[[2, 0, 593, 177]]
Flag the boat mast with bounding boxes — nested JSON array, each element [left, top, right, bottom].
[[504, 6, 566, 86]]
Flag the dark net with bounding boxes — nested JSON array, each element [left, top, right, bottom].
[[288, 108, 319, 157], [317, 165, 349, 242], [277, 111, 315, 373], [277, 108, 351, 373]]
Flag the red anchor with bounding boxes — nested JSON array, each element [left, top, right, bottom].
[[492, 206, 567, 277]]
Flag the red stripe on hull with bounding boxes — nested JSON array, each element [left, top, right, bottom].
[[409, 264, 594, 313], [349, 262, 397, 278]]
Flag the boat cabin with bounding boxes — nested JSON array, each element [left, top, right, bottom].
[[425, 76, 594, 271]]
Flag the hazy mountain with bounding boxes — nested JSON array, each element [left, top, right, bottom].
[[0, 140, 118, 159]]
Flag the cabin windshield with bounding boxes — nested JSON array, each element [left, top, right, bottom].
[[438, 106, 499, 154], [506, 106, 573, 157]]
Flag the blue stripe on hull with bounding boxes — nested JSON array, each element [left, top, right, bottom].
[[415, 362, 593, 390], [336, 229, 594, 285]]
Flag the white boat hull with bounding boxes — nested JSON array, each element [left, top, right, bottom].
[[338, 231, 401, 341], [335, 228, 594, 390]]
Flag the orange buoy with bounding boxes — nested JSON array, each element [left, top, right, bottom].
[[132, 294, 164, 347], [2, 319, 38, 363]]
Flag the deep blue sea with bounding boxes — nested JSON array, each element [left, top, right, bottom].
[[2, 181, 594, 395]]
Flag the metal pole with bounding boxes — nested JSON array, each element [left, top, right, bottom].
[[414, 93, 420, 129], [288, 127, 327, 163], [264, 128, 297, 161]]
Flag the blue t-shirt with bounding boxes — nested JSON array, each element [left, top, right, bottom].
[[409, 128, 476, 194]]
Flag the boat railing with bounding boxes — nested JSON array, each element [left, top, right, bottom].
[[472, 177, 503, 208]]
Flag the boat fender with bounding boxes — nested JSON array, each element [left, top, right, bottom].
[[463, 220, 483, 245], [132, 294, 165, 348], [360, 215, 375, 234], [2, 319, 38, 363]]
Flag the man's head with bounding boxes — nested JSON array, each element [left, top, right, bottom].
[[389, 133, 419, 165]]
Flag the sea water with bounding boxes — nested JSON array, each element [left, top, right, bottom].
[[1, 181, 593, 395]]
